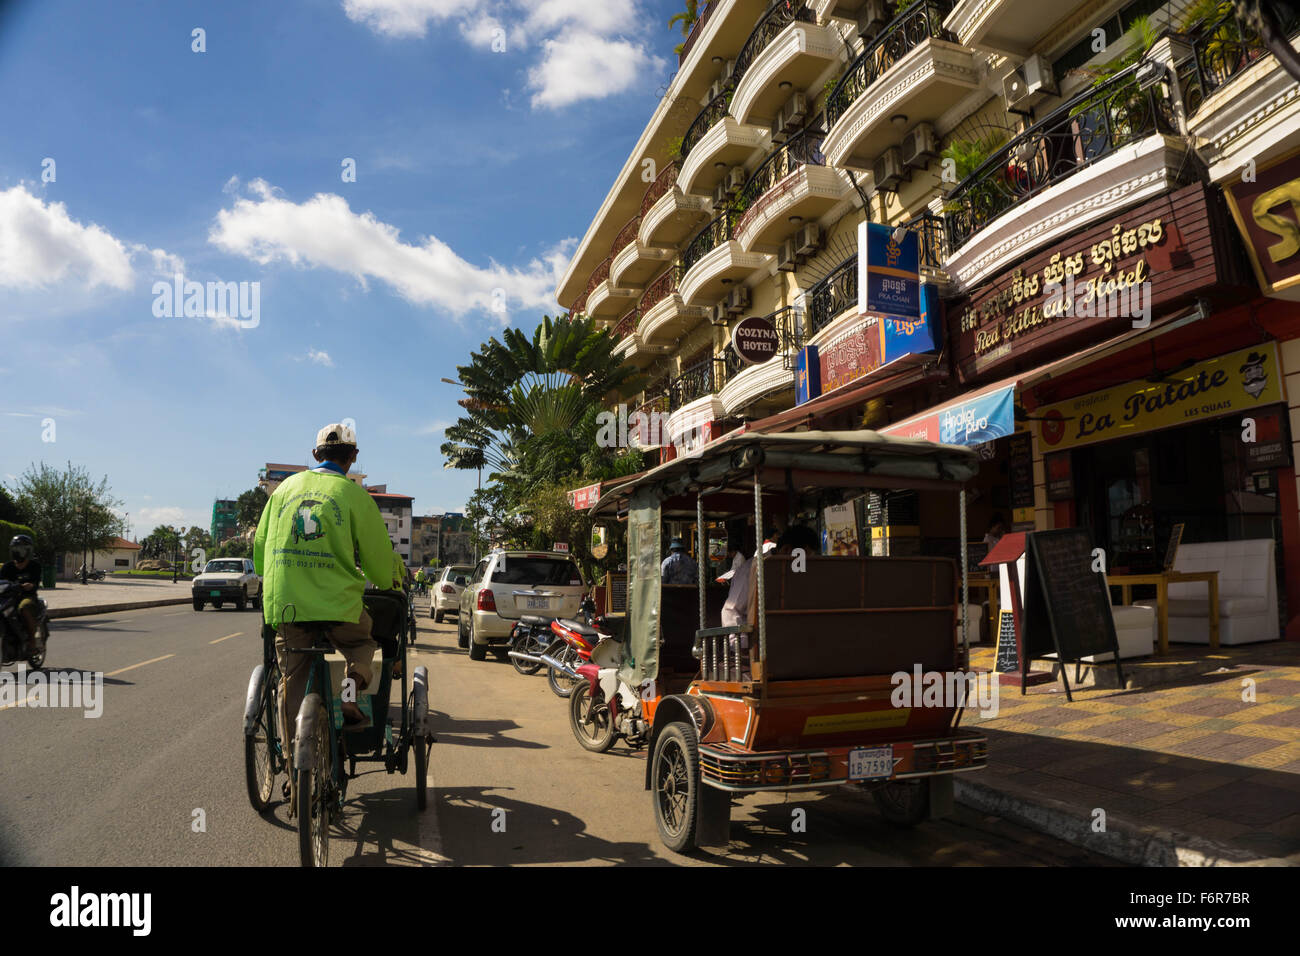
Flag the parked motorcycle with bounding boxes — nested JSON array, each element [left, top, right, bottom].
[[567, 621, 651, 753], [0, 580, 50, 669], [77, 565, 107, 581], [540, 597, 605, 698], [507, 615, 554, 676]]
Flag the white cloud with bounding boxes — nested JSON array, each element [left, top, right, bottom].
[[136, 506, 187, 527], [209, 179, 571, 321], [343, 0, 664, 110], [343, 0, 484, 38], [0, 186, 183, 294], [528, 32, 663, 110], [307, 348, 335, 367]]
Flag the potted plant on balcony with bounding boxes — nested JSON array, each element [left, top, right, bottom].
[[940, 132, 1007, 226]]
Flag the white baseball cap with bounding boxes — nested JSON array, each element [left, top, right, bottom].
[[315, 422, 357, 448]]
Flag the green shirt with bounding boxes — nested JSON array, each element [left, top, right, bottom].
[[254, 467, 393, 627]]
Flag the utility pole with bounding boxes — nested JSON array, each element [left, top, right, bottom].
[[81, 499, 89, 585]]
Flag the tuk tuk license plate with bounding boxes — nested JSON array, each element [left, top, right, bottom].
[[526, 596, 549, 609], [848, 746, 895, 781]]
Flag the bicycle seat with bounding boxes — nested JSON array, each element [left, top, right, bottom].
[[519, 615, 551, 627]]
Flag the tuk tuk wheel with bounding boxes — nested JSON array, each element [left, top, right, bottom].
[[569, 681, 616, 753], [872, 779, 930, 827], [652, 722, 706, 853], [244, 672, 278, 812], [297, 695, 331, 868]]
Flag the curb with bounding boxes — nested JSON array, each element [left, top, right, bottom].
[[47, 598, 193, 619], [954, 776, 1295, 867]]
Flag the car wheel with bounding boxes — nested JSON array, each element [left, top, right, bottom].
[[468, 621, 486, 661], [193, 597, 204, 612], [457, 617, 469, 649], [214, 600, 224, 610], [236, 588, 248, 612], [434, 609, 444, 624]]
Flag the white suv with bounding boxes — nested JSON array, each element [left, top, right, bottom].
[[192, 558, 262, 612], [457, 551, 586, 661]]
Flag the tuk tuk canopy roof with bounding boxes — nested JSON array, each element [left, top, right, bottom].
[[590, 428, 979, 517]]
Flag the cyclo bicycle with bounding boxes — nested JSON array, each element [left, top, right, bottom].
[[242, 589, 433, 867]]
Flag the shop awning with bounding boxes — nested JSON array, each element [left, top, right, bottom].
[[748, 362, 939, 433], [879, 302, 1209, 447]]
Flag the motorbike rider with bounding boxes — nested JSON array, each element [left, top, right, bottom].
[[2, 535, 42, 655], [254, 423, 393, 733]]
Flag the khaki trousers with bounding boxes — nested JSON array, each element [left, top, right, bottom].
[[276, 611, 376, 741]]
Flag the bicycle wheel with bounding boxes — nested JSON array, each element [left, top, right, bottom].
[[244, 668, 278, 812], [296, 694, 331, 868]]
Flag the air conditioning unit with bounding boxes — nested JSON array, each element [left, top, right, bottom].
[[727, 285, 751, 314], [900, 122, 937, 168], [794, 223, 822, 258], [718, 59, 736, 85], [713, 181, 729, 207], [773, 92, 808, 142], [707, 80, 728, 102], [856, 0, 890, 40], [711, 302, 729, 325], [726, 166, 748, 195], [872, 147, 906, 192], [777, 238, 798, 272], [1002, 54, 1058, 114]]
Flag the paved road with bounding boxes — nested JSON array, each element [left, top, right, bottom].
[[0, 602, 1113, 866]]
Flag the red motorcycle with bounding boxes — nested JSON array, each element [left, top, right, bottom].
[[540, 597, 606, 698]]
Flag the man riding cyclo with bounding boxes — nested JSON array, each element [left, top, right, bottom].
[[254, 423, 395, 734], [2, 535, 43, 656]]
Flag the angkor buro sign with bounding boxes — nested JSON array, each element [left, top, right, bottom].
[[730, 315, 780, 365], [950, 184, 1225, 382]]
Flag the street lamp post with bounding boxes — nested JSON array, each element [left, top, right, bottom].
[[80, 499, 90, 585]]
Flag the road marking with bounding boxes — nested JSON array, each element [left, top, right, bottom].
[[105, 654, 174, 677], [209, 632, 243, 645], [84, 619, 136, 628]]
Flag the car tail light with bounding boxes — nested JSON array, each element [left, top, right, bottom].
[[441, 584, 455, 594], [477, 588, 496, 612]]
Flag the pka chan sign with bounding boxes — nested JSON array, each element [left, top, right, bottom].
[[731, 315, 780, 365], [949, 183, 1225, 383], [1224, 147, 1300, 297]]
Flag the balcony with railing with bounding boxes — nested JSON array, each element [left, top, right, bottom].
[[806, 253, 857, 339], [944, 0, 1079, 57], [585, 251, 639, 318], [677, 0, 718, 65], [679, 209, 772, 306], [677, 89, 769, 199], [733, 124, 849, 252], [730, 3, 839, 127], [822, 0, 978, 172], [941, 64, 1182, 286], [667, 356, 719, 412], [610, 210, 673, 289], [718, 305, 804, 414], [639, 161, 711, 248], [1180, 6, 1300, 184], [639, 262, 710, 345]]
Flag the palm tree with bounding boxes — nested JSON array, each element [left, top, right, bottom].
[[669, 1, 702, 54]]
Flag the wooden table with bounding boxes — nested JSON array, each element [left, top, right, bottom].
[[1107, 571, 1221, 654], [964, 573, 999, 643]]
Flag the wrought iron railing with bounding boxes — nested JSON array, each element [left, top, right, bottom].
[[641, 161, 680, 218], [717, 305, 805, 387], [668, 356, 718, 411], [611, 215, 642, 259], [806, 254, 857, 337], [1178, 6, 1300, 115], [682, 210, 738, 273], [732, 1, 816, 90], [734, 123, 826, 218], [678, 0, 718, 65], [826, 0, 956, 129], [585, 256, 611, 297], [613, 307, 638, 341], [943, 65, 1178, 251], [681, 89, 731, 159], [639, 264, 682, 315], [909, 211, 948, 270], [568, 293, 588, 318]]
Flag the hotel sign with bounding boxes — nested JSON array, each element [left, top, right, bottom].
[[1035, 344, 1284, 453], [1224, 148, 1300, 296], [950, 184, 1225, 382]]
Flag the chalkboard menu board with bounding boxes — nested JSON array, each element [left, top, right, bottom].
[[866, 492, 884, 528], [1022, 530, 1122, 682], [1009, 433, 1034, 509], [994, 610, 1019, 674]]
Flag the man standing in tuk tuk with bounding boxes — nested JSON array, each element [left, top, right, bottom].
[[254, 423, 393, 732]]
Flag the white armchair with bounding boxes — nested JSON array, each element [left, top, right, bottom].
[[1136, 539, 1278, 645]]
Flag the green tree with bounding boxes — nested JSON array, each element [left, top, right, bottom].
[[219, 537, 251, 558], [10, 461, 123, 565], [185, 526, 213, 561], [0, 486, 23, 524], [236, 487, 268, 531], [668, 0, 701, 54]]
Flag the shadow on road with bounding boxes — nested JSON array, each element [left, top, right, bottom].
[[427, 709, 548, 750]]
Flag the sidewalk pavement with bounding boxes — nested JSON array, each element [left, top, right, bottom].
[[960, 642, 1300, 866], [39, 578, 194, 617]]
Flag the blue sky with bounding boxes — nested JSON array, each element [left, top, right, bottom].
[[0, 0, 683, 538]]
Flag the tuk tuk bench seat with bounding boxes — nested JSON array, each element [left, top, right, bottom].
[[751, 555, 958, 681]]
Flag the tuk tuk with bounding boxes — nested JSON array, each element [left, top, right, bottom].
[[585, 428, 988, 853]]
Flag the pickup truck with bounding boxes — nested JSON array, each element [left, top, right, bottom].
[[192, 558, 262, 612]]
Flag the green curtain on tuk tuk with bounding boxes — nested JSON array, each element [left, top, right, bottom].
[[619, 486, 660, 691]]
